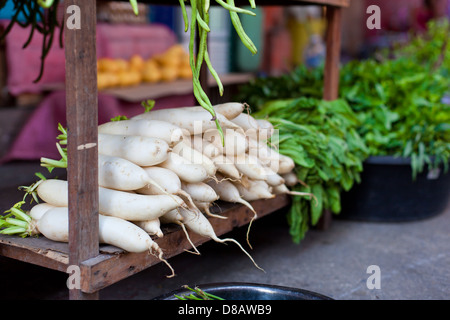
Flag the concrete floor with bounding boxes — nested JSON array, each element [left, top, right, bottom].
[[0, 161, 449, 300]]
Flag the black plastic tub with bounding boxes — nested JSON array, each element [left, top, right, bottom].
[[339, 156, 450, 222], [154, 282, 332, 300]]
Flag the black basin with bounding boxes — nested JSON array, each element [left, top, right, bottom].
[[340, 156, 450, 222], [154, 282, 333, 300]]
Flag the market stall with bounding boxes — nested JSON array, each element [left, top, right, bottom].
[[0, 0, 349, 300]]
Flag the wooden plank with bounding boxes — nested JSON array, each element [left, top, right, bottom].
[[79, 195, 291, 294], [0, 235, 69, 272], [64, 0, 100, 300], [323, 6, 343, 101], [40, 73, 254, 103]]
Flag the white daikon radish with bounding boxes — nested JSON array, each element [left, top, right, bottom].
[[178, 102, 245, 120], [136, 166, 197, 210], [98, 154, 155, 191], [135, 219, 163, 238], [263, 167, 285, 187], [230, 112, 259, 131], [181, 182, 219, 203], [190, 135, 220, 159], [204, 129, 248, 157], [233, 154, 267, 181], [98, 133, 170, 167], [235, 180, 274, 201], [211, 155, 241, 180], [36, 179, 185, 221], [35, 207, 175, 276], [255, 119, 275, 139], [98, 119, 186, 146], [172, 141, 217, 177], [29, 203, 55, 220], [278, 154, 296, 174], [131, 108, 240, 135], [159, 152, 209, 183], [282, 172, 299, 187]]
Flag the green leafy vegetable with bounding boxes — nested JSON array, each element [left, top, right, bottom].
[[253, 98, 368, 243]]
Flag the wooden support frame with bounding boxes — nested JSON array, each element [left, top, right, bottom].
[[0, 0, 349, 300], [64, 0, 100, 300], [323, 5, 343, 101]]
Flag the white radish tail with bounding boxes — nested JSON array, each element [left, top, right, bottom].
[[206, 175, 257, 248], [159, 209, 200, 255], [273, 184, 318, 204], [193, 200, 227, 220], [178, 207, 264, 271]]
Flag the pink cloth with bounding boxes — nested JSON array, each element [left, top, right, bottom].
[[1, 20, 66, 96], [0, 91, 195, 163], [97, 23, 176, 60]]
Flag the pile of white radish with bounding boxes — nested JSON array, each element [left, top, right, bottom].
[[2, 102, 311, 278]]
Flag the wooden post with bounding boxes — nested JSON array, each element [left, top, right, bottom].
[[323, 6, 342, 101], [318, 5, 343, 230], [64, 0, 100, 300]]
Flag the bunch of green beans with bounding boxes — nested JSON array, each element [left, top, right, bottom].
[[0, 0, 139, 83], [179, 0, 258, 144], [0, 0, 61, 82]]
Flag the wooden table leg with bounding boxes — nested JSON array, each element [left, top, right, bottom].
[[64, 0, 100, 300], [319, 6, 343, 230], [323, 6, 343, 101]]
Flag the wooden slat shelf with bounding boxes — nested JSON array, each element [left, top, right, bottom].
[[0, 194, 290, 293], [1, 0, 347, 299], [40, 73, 254, 102]]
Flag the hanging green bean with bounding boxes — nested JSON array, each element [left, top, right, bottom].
[[177, 0, 258, 144]]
